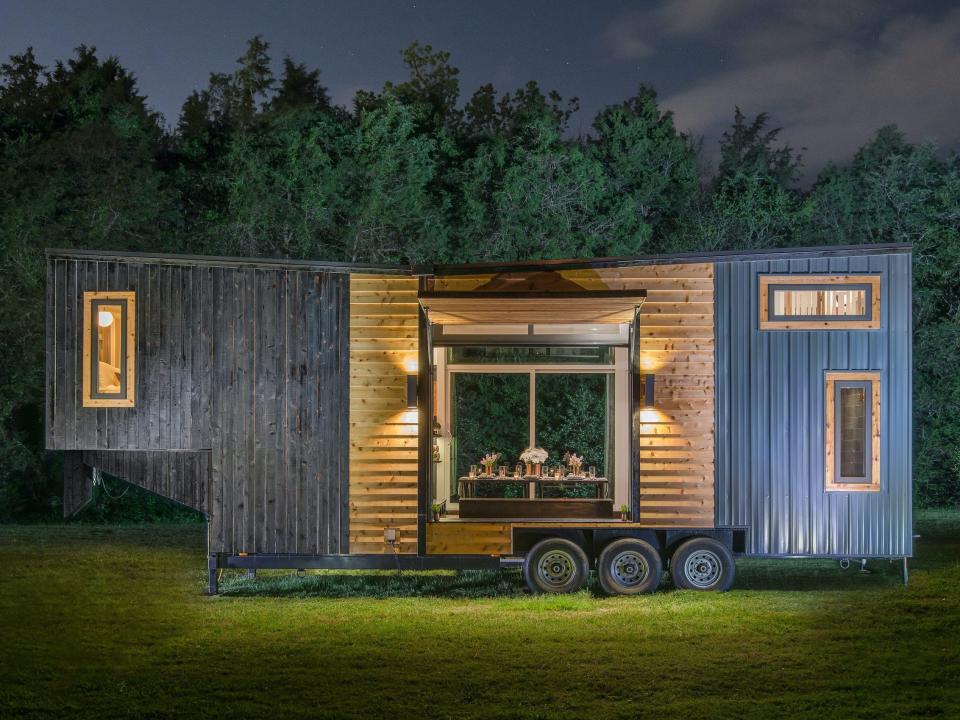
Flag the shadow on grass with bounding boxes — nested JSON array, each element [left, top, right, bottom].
[[219, 568, 532, 599], [218, 560, 906, 599], [217, 510, 955, 599]]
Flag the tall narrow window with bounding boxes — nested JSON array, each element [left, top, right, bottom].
[[759, 275, 880, 329], [83, 291, 135, 407], [825, 372, 880, 491]]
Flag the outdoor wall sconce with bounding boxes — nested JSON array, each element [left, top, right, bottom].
[[406, 374, 418, 408], [642, 373, 656, 408]]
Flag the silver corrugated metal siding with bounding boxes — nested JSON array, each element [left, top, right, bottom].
[[715, 251, 912, 557]]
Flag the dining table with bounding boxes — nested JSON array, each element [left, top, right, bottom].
[[457, 474, 610, 500]]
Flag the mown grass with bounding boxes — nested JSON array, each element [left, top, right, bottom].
[[0, 511, 958, 719]]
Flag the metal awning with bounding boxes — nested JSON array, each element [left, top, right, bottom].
[[417, 290, 647, 325]]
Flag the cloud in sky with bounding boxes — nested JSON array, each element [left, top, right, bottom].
[[605, 1, 960, 175]]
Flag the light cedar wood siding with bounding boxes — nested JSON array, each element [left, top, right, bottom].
[[349, 274, 420, 554], [428, 262, 716, 531], [566, 264, 715, 528]]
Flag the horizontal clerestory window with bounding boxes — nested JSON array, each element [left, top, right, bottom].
[[759, 275, 880, 329]]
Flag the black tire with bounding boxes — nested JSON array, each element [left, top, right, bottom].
[[522, 538, 590, 594], [670, 537, 736, 592], [597, 538, 663, 595]]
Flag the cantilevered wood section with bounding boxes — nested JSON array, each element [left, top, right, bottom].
[[418, 290, 646, 325], [350, 275, 420, 553], [566, 264, 716, 528], [426, 522, 512, 555]]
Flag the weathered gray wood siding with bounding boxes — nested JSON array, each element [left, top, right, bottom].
[[715, 251, 912, 557], [46, 257, 350, 555]]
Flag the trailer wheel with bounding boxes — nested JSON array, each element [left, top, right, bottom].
[[523, 538, 589, 594], [670, 537, 736, 592], [597, 539, 662, 595]]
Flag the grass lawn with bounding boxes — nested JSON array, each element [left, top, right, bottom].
[[1, 512, 958, 719]]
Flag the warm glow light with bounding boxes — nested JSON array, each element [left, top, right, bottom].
[[398, 409, 419, 425], [98, 310, 115, 328], [639, 356, 660, 372], [638, 408, 669, 424], [403, 358, 419, 373]]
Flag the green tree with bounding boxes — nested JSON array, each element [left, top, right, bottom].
[[588, 87, 698, 254], [0, 46, 178, 519], [806, 127, 960, 505]]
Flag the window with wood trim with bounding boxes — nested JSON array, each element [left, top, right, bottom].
[[825, 371, 880, 492], [759, 275, 880, 329], [82, 291, 135, 407]]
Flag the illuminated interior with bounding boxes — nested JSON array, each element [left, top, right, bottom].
[[772, 287, 866, 317], [95, 304, 124, 394]]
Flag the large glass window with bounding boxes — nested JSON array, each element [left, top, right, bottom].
[[444, 348, 617, 500], [83, 291, 135, 407], [450, 373, 529, 498], [825, 372, 880, 492], [535, 373, 613, 497]]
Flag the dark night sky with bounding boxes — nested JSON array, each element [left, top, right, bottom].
[[3, 0, 959, 176]]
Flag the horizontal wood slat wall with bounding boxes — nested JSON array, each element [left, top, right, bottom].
[[428, 263, 716, 529], [425, 522, 511, 555], [569, 264, 715, 528], [349, 275, 420, 554]]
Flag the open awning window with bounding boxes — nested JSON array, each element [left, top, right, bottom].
[[418, 290, 647, 325]]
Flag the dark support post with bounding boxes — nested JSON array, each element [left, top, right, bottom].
[[246, 568, 257, 579], [902, 557, 909, 586], [629, 307, 641, 524], [416, 296, 432, 557], [207, 554, 219, 595]]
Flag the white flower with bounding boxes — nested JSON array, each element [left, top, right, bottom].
[[520, 447, 548, 464]]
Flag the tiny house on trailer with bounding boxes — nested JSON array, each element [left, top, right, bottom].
[[44, 244, 913, 594]]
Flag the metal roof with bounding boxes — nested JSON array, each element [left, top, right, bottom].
[[46, 242, 912, 276]]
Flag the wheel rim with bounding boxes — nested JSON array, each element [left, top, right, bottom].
[[683, 549, 722, 588], [610, 550, 650, 588], [537, 550, 576, 588]]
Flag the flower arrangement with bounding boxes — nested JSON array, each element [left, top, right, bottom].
[[520, 447, 548, 464], [563, 451, 584, 475], [520, 447, 548, 477], [480, 452, 501, 473]]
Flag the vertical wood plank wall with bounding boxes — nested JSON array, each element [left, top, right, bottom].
[[46, 257, 350, 555], [349, 275, 420, 554]]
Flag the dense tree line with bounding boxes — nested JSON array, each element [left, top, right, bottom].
[[1, 39, 957, 519]]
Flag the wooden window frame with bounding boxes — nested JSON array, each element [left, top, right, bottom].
[[82, 291, 136, 407], [824, 371, 880, 492], [759, 275, 881, 330]]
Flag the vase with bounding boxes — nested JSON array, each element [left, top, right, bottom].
[[535, 463, 542, 477]]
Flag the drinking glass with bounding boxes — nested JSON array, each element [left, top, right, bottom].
[[469, 465, 477, 478], [588, 465, 597, 479]]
